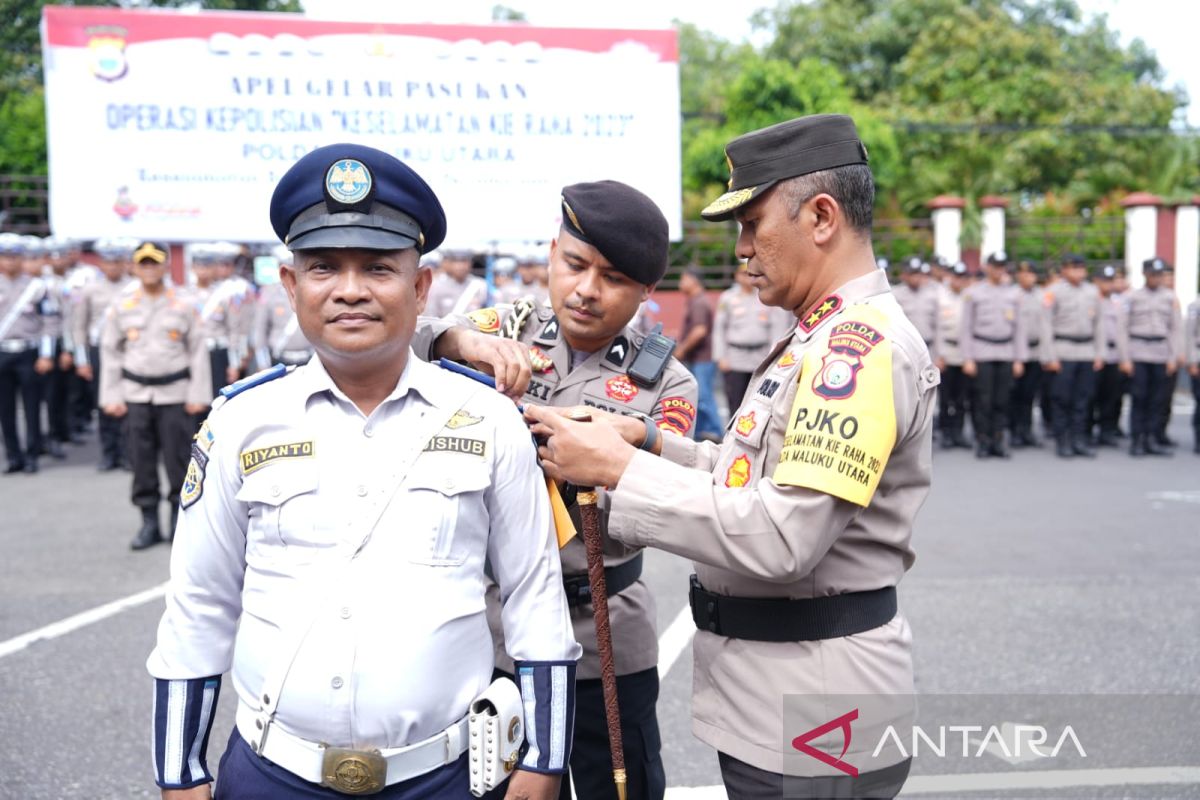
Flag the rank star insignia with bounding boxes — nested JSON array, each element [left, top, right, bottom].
[[797, 294, 844, 333], [604, 374, 638, 403], [735, 411, 757, 437], [725, 454, 751, 488], [528, 347, 554, 373]]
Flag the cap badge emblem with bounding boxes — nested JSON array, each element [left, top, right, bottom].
[[325, 159, 372, 204]]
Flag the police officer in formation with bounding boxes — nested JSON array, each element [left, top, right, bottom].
[[1186, 292, 1200, 454], [1120, 257, 1180, 456], [99, 242, 211, 549], [891, 255, 938, 358], [1009, 259, 1047, 447], [934, 261, 972, 448], [250, 245, 314, 369], [72, 238, 134, 470], [415, 179, 698, 800], [0, 233, 54, 473], [189, 243, 246, 401], [148, 143, 579, 800], [713, 262, 791, 417], [1090, 264, 1128, 446], [1041, 253, 1104, 458], [528, 114, 935, 799], [960, 251, 1026, 458], [426, 247, 487, 317]]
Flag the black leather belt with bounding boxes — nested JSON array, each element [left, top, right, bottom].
[[944, 338, 958, 345], [1054, 334, 1093, 343], [1106, 340, 1117, 347], [972, 334, 1012, 344], [689, 575, 897, 642], [1028, 339, 1040, 347], [562, 553, 642, 607], [121, 367, 190, 386], [728, 341, 768, 350], [1130, 334, 1166, 343]]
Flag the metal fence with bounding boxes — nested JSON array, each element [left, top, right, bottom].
[[1005, 214, 1125, 267], [0, 175, 49, 235]]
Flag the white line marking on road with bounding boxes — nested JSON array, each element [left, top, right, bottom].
[[1147, 490, 1200, 505], [658, 604, 695, 680], [0, 582, 167, 660], [662, 766, 1200, 798]]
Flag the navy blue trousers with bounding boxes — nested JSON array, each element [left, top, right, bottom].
[[214, 727, 507, 800]]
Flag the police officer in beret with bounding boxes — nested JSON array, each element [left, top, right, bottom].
[[1090, 264, 1128, 446], [934, 261, 973, 448], [1040, 254, 1104, 457], [961, 251, 1027, 458], [1155, 263, 1182, 448], [147, 143, 579, 800], [250, 245, 314, 370], [414, 179, 697, 800], [0, 233, 54, 473], [527, 114, 936, 799], [1009, 259, 1046, 448], [891, 256, 938, 359], [100, 242, 211, 548], [1120, 258, 1179, 456], [1185, 290, 1200, 454]]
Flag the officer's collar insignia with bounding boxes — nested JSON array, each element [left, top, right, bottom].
[[725, 454, 751, 488], [538, 317, 560, 341], [180, 445, 208, 509], [325, 158, 372, 206], [445, 410, 482, 430], [734, 411, 757, 438], [605, 336, 629, 367], [776, 350, 797, 369], [194, 421, 216, 454], [529, 346, 554, 373], [240, 440, 314, 475], [798, 293, 844, 333]]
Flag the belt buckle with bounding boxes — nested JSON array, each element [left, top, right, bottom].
[[321, 747, 387, 795]]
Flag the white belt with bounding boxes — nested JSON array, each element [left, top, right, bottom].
[[235, 702, 469, 791], [0, 339, 34, 354]]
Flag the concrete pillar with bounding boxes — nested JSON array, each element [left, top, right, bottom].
[[927, 195, 965, 267], [1121, 192, 1161, 288], [980, 195, 1008, 265], [1175, 199, 1199, 310]]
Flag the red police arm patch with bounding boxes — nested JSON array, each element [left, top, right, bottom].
[[656, 395, 696, 435]]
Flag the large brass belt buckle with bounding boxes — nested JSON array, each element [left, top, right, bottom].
[[321, 747, 387, 795]]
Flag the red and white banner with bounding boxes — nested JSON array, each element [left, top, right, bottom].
[[41, 6, 681, 244]]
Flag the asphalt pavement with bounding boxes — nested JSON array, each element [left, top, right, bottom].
[[0, 397, 1197, 799]]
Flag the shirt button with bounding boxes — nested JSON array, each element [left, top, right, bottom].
[[444, 478, 455, 491], [356, 486, 368, 497], [363, 425, 373, 437], [331, 676, 344, 689], [270, 486, 280, 497], [340, 607, 351, 619]]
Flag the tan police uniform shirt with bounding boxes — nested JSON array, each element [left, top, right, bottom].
[[1187, 298, 1200, 366], [251, 282, 311, 367], [713, 286, 786, 373], [413, 303, 698, 680], [1040, 281, 1103, 363], [1100, 292, 1125, 365], [934, 287, 966, 366], [890, 281, 939, 356], [1017, 284, 1044, 362], [1118, 286, 1179, 364], [72, 276, 131, 365], [604, 269, 938, 774], [425, 272, 487, 319], [0, 274, 50, 355], [98, 286, 212, 408], [960, 280, 1028, 363]]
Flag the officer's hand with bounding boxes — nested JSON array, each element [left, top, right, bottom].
[[34, 357, 53, 375], [104, 402, 128, 418], [225, 365, 240, 384], [1043, 360, 1061, 373], [162, 785, 212, 800], [1119, 360, 1134, 376], [184, 403, 209, 415], [59, 351, 74, 370], [1093, 358, 1104, 371], [718, 358, 730, 372], [963, 360, 977, 377], [525, 404, 635, 488], [935, 357, 945, 371], [1012, 361, 1025, 379], [530, 404, 648, 448], [440, 328, 531, 400], [1190, 363, 1199, 378], [76, 364, 94, 381], [504, 769, 560, 800], [1166, 360, 1177, 376]]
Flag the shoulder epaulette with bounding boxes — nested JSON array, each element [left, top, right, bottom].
[[218, 363, 293, 402]]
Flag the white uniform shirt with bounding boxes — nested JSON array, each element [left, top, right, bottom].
[[148, 354, 580, 750]]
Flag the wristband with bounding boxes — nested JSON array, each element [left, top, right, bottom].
[[640, 414, 659, 452]]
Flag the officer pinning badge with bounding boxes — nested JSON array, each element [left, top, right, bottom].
[[467, 308, 501, 334], [658, 396, 695, 436], [528, 347, 554, 373], [325, 158, 372, 205], [445, 410, 483, 429], [725, 454, 752, 488], [180, 444, 208, 509], [240, 440, 314, 474], [798, 294, 843, 333], [605, 336, 629, 367], [735, 411, 758, 438], [604, 374, 638, 403], [775, 307, 897, 507], [424, 435, 487, 457]]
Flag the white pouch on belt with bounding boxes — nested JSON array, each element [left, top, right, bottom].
[[468, 677, 524, 797]]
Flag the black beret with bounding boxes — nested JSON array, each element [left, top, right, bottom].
[[270, 143, 445, 254], [1015, 259, 1041, 275], [1063, 252, 1086, 265], [701, 114, 869, 221], [132, 241, 169, 265], [1143, 257, 1169, 274], [560, 180, 669, 285], [986, 251, 1011, 268], [1098, 264, 1119, 280]]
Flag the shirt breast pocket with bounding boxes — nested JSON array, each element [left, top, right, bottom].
[[235, 466, 324, 556], [402, 466, 491, 566]]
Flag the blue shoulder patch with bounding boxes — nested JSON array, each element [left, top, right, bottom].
[[218, 364, 292, 401]]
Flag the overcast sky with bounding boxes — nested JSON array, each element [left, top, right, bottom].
[[301, 0, 1198, 126]]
